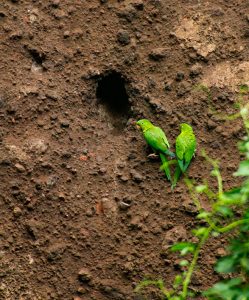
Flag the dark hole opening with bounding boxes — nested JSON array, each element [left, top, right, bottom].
[[28, 49, 45, 65], [96, 71, 131, 130]]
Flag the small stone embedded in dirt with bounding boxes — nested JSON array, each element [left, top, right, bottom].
[[98, 279, 126, 299], [78, 268, 92, 283], [148, 48, 168, 61], [60, 119, 70, 128], [130, 169, 144, 183], [9, 30, 23, 40], [215, 125, 228, 137], [119, 200, 131, 210], [129, 215, 143, 229], [77, 287, 87, 294], [116, 5, 137, 22], [164, 81, 173, 91], [207, 119, 217, 130], [131, 0, 144, 10], [51, 0, 60, 7], [98, 197, 118, 218], [14, 163, 26, 172], [47, 243, 66, 261], [53, 8, 67, 19], [162, 225, 187, 251], [98, 167, 107, 174], [86, 208, 94, 217], [191, 272, 203, 286], [13, 206, 22, 217], [82, 148, 88, 155], [25, 219, 44, 240], [190, 63, 202, 77], [123, 261, 135, 275], [175, 72, 185, 82], [161, 221, 174, 231], [46, 175, 58, 188], [26, 138, 48, 155], [145, 96, 165, 113], [119, 173, 130, 182], [45, 90, 60, 101], [176, 81, 191, 97], [117, 30, 130, 45], [216, 247, 226, 257], [182, 199, 198, 215], [210, 141, 222, 149], [63, 30, 70, 38]]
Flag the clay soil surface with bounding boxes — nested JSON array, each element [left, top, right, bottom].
[[0, 0, 249, 299]]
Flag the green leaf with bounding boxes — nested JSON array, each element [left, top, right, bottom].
[[195, 185, 208, 193], [211, 169, 219, 177], [239, 84, 249, 94], [212, 231, 220, 237], [238, 140, 249, 152], [173, 275, 183, 289], [240, 257, 249, 270], [135, 279, 167, 294], [215, 256, 236, 273], [241, 107, 249, 117], [171, 242, 196, 255], [219, 188, 243, 205], [197, 211, 211, 219], [234, 161, 249, 177], [215, 206, 234, 218], [204, 278, 243, 299], [245, 120, 249, 130], [179, 260, 189, 267], [187, 291, 195, 298], [192, 227, 208, 237]]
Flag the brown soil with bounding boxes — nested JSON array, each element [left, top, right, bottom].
[[0, 0, 248, 299]]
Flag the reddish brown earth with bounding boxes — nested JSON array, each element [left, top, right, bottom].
[[0, 0, 248, 299]]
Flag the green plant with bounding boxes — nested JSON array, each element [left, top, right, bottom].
[[204, 104, 249, 300], [135, 90, 249, 300]]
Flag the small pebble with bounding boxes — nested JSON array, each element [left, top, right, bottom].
[[15, 163, 26, 172], [130, 169, 144, 182], [132, 0, 144, 10], [86, 208, 94, 217], [60, 120, 70, 128], [216, 247, 226, 257], [78, 268, 92, 282], [119, 201, 131, 210], [175, 72, 184, 82], [117, 30, 130, 45], [51, 0, 60, 7], [149, 48, 168, 61], [207, 119, 217, 130], [77, 287, 87, 294], [63, 30, 70, 38], [13, 206, 22, 217]]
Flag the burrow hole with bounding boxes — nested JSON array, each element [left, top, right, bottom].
[[96, 71, 131, 131], [24, 45, 46, 66], [28, 48, 45, 65]]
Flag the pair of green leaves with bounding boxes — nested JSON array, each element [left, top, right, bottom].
[[205, 278, 249, 300]]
